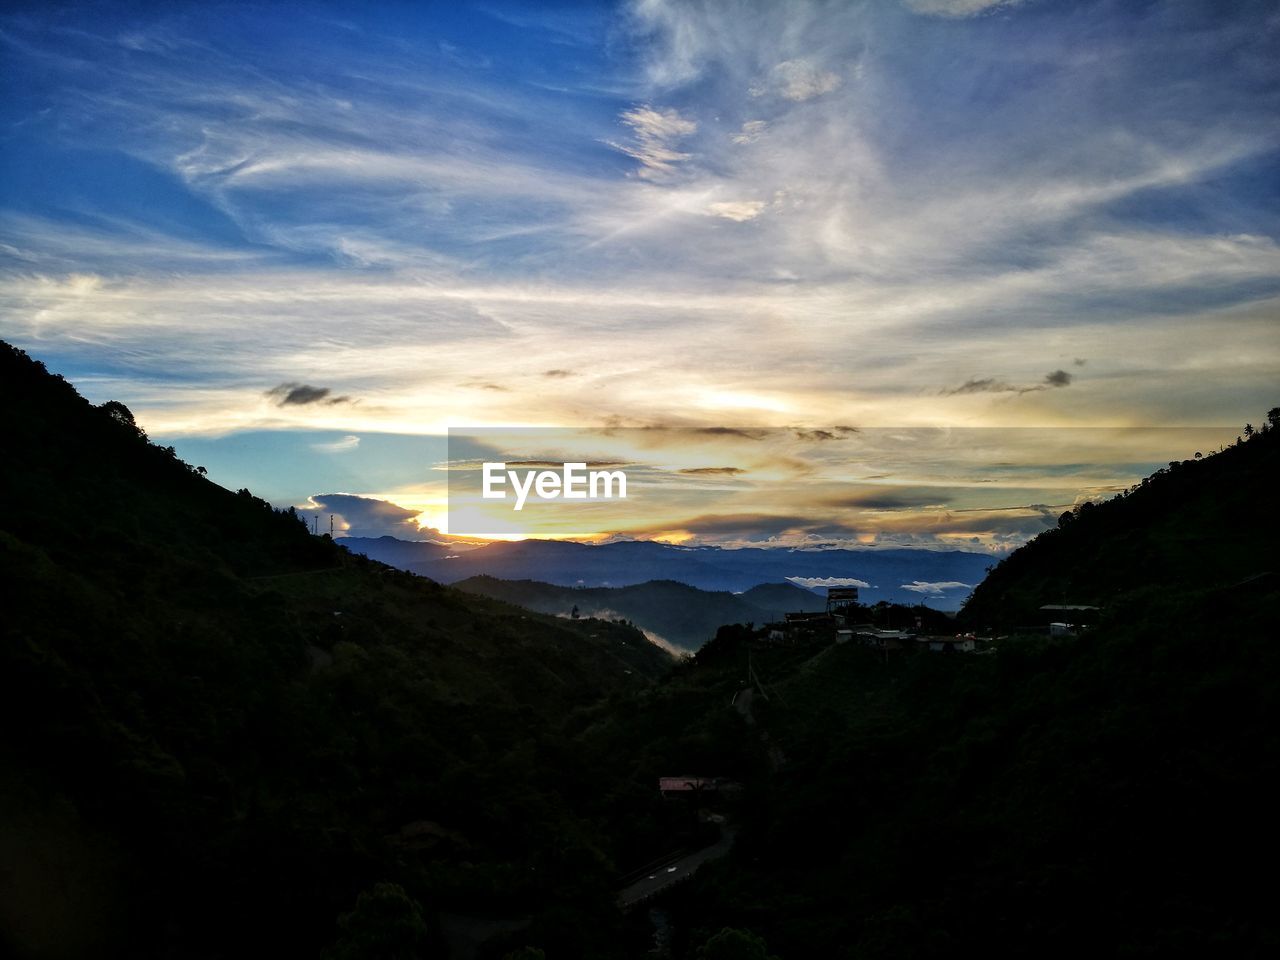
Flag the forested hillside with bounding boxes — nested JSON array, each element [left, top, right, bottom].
[[573, 420, 1280, 958], [0, 342, 674, 959], [5, 337, 1277, 959], [962, 417, 1280, 627], [453, 576, 825, 650]]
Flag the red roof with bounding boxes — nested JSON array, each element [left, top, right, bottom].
[[658, 776, 719, 792]]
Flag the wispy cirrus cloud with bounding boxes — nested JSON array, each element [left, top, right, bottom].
[[678, 466, 745, 476], [0, 0, 1276, 547], [731, 119, 767, 145], [902, 0, 1023, 19], [311, 434, 361, 453], [704, 200, 765, 222], [753, 58, 843, 102], [609, 104, 698, 180]]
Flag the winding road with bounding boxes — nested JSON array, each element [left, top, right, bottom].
[[616, 823, 738, 909]]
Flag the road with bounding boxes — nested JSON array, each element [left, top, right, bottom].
[[616, 823, 738, 909], [616, 682, 782, 909]]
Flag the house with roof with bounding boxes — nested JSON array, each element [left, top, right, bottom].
[[917, 634, 977, 653], [1041, 604, 1101, 636]]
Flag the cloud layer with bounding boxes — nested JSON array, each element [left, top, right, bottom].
[[301, 493, 424, 539], [1, 0, 1276, 548], [267, 383, 352, 407]]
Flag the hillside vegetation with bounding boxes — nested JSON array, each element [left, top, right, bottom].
[[962, 417, 1280, 627], [4, 336, 1277, 959], [452, 576, 825, 650], [0, 342, 674, 959], [573, 419, 1280, 958]]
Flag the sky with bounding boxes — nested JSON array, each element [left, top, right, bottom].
[[2, 0, 1277, 549]]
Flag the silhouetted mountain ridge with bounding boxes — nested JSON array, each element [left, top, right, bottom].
[[341, 535, 991, 610], [0, 340, 674, 957], [452, 576, 827, 650], [582, 412, 1280, 957], [9, 334, 1277, 959], [962, 417, 1280, 627]]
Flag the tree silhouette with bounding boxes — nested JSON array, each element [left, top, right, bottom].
[[99, 400, 146, 439], [696, 927, 780, 960], [324, 883, 430, 960]]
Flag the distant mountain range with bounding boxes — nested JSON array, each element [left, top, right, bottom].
[[338, 536, 993, 609], [451, 576, 827, 651]]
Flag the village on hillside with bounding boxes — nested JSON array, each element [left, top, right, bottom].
[[764, 586, 1099, 653]]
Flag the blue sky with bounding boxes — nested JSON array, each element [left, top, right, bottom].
[[2, 0, 1277, 546]]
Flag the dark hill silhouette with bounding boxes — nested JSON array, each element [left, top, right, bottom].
[[739, 581, 829, 616], [962, 417, 1280, 628], [452, 576, 828, 651], [577, 411, 1280, 958], [9, 334, 1276, 958], [0, 341, 673, 958]]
